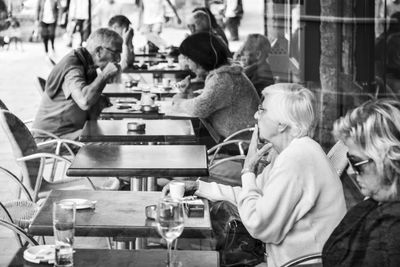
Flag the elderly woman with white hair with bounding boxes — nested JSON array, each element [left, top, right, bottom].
[[165, 83, 346, 267], [322, 99, 400, 266]]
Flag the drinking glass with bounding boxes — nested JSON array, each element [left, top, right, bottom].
[[53, 201, 76, 267], [156, 197, 184, 267]]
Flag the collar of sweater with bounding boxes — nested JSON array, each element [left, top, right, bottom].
[[208, 64, 243, 77]]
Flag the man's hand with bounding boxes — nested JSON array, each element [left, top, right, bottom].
[[162, 180, 198, 197], [102, 62, 121, 81], [123, 27, 134, 46], [242, 125, 273, 174]]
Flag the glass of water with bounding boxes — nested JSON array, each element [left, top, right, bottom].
[[156, 197, 184, 267], [53, 201, 76, 267]]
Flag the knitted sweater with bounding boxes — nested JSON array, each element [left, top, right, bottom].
[[172, 64, 259, 138], [196, 137, 347, 267]]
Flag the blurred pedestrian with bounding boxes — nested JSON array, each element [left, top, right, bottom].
[[36, 0, 58, 57], [224, 0, 243, 41]]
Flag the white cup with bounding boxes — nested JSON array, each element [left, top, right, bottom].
[[169, 181, 185, 199], [162, 78, 171, 88]]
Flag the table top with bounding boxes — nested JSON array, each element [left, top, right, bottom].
[[28, 190, 212, 239], [8, 248, 219, 267], [103, 83, 180, 98], [66, 144, 209, 177], [100, 100, 194, 120], [79, 119, 196, 143]]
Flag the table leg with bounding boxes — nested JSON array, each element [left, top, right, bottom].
[[130, 177, 142, 191], [147, 177, 156, 191]]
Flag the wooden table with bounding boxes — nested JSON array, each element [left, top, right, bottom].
[[103, 83, 180, 98], [8, 248, 219, 267], [79, 119, 196, 144], [66, 144, 208, 190], [28, 190, 212, 239]]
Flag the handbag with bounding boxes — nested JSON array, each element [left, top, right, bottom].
[[210, 201, 265, 267]]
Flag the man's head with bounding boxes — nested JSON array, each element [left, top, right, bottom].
[[108, 15, 132, 37], [86, 28, 123, 69], [187, 11, 211, 34]]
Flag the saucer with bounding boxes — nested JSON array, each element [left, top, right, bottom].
[[23, 245, 55, 264]]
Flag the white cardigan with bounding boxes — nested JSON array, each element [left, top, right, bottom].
[[196, 137, 347, 267]]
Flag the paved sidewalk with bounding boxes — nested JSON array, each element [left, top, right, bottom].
[[0, 1, 263, 264]]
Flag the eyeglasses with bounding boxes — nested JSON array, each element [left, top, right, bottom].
[[346, 152, 373, 175], [102, 46, 121, 56]]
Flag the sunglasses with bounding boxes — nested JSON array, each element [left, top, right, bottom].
[[346, 152, 373, 175]]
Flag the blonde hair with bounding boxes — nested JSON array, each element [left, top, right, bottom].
[[262, 83, 316, 138], [333, 99, 400, 199]]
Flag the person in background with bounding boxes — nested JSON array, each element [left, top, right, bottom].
[[66, 0, 91, 47], [108, 15, 134, 72], [36, 0, 58, 58], [187, 9, 229, 51], [92, 0, 124, 29], [165, 83, 346, 267], [323, 99, 400, 266], [32, 28, 122, 143], [192, 6, 228, 45], [139, 0, 164, 35], [224, 0, 243, 41], [234, 34, 274, 97], [171, 32, 259, 140]]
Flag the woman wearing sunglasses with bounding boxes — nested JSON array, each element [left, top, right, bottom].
[[323, 99, 400, 266]]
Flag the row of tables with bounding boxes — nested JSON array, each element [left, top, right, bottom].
[[10, 64, 219, 266]]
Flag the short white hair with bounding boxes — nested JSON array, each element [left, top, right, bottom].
[[262, 83, 316, 137], [85, 28, 122, 54]]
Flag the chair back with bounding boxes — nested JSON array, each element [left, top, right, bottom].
[[0, 99, 9, 110], [0, 219, 39, 247], [280, 252, 322, 267], [327, 140, 348, 177], [37, 76, 46, 95], [0, 110, 40, 191]]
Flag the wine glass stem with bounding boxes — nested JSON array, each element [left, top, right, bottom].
[[167, 240, 172, 267]]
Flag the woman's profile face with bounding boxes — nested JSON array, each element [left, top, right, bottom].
[[345, 139, 390, 201], [254, 97, 281, 144]]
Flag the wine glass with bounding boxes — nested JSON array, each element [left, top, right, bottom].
[[156, 197, 184, 267]]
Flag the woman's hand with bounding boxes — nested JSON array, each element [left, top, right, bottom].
[[162, 180, 198, 197], [242, 125, 273, 174], [173, 75, 191, 93], [123, 27, 134, 46]]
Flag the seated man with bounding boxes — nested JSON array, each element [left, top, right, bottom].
[[108, 15, 135, 72], [32, 28, 122, 142], [234, 34, 274, 97]]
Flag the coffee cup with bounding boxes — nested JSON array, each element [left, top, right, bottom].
[[169, 181, 185, 199]]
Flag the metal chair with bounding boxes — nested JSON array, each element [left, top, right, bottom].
[[0, 219, 39, 247], [208, 127, 254, 165], [0, 110, 120, 202], [0, 166, 40, 230], [280, 252, 322, 267], [327, 140, 349, 177]]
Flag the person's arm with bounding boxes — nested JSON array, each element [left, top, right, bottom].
[[120, 27, 135, 71], [195, 180, 243, 205], [171, 73, 232, 118], [64, 63, 120, 110]]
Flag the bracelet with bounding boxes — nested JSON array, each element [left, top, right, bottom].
[[241, 168, 254, 175]]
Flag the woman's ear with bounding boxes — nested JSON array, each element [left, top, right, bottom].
[[277, 123, 288, 133]]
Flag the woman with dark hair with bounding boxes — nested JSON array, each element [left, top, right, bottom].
[[171, 31, 259, 139]]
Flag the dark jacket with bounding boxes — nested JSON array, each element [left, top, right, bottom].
[[322, 198, 400, 267]]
